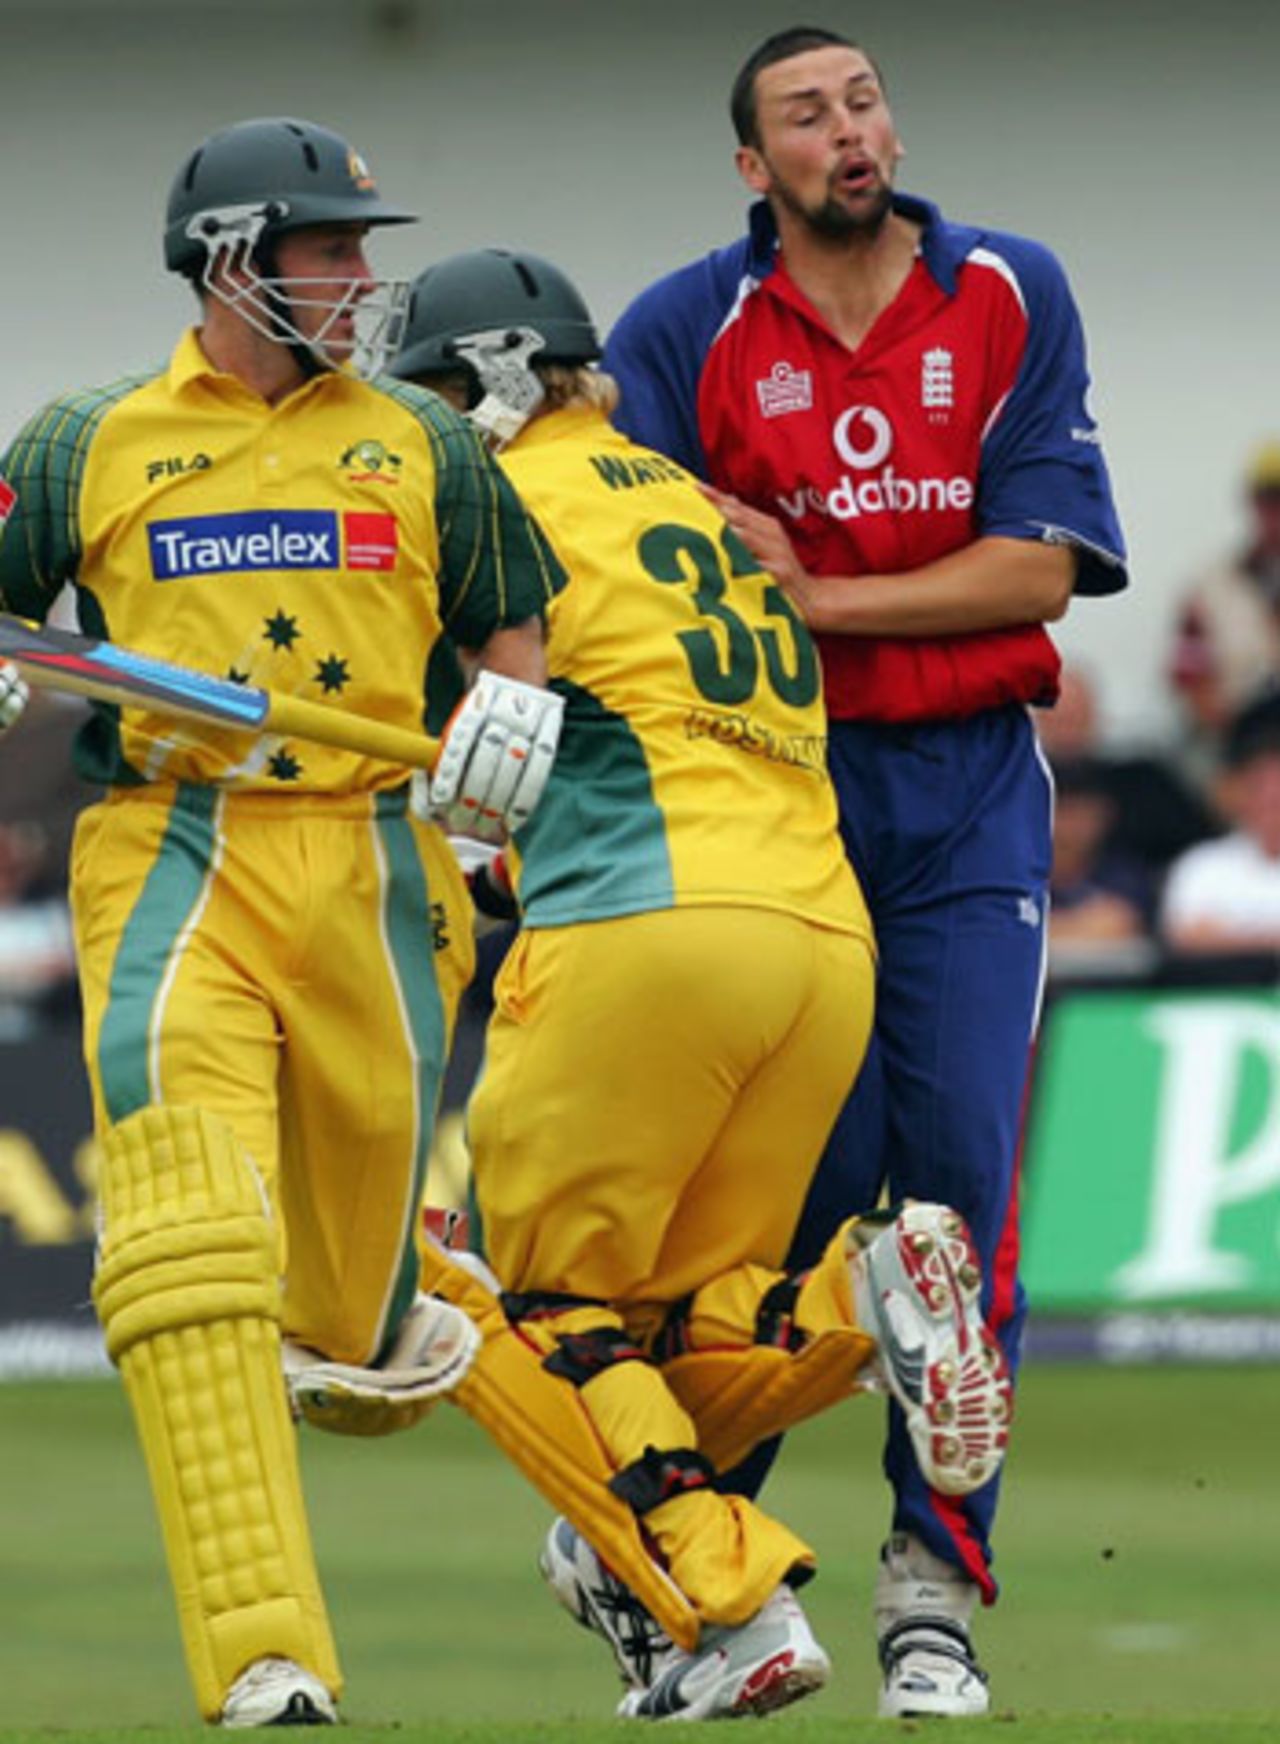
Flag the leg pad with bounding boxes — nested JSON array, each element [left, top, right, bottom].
[[93, 1106, 339, 1719], [656, 1227, 877, 1471]]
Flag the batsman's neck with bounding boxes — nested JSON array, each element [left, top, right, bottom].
[[195, 307, 311, 406]]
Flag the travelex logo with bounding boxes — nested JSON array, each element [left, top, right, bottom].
[[148, 509, 397, 579], [776, 405, 973, 525]]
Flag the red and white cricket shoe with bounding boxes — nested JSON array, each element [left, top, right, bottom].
[[617, 1584, 829, 1722], [850, 1202, 1013, 1496]]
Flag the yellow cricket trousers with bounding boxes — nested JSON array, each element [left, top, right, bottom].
[[72, 780, 475, 1364], [469, 904, 874, 1316], [464, 904, 874, 1624]]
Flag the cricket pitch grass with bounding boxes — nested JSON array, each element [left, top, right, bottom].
[[0, 1361, 1275, 1740]]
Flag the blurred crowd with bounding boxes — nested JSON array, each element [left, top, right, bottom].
[[5, 441, 1280, 1029], [1043, 437, 1280, 976], [0, 682, 93, 1031]]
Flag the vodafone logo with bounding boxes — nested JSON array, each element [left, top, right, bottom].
[[833, 405, 893, 470], [775, 404, 975, 525]]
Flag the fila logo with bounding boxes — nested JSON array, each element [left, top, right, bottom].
[[756, 361, 813, 418], [922, 347, 954, 410], [147, 509, 397, 579], [145, 453, 213, 485]]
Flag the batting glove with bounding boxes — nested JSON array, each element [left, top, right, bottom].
[[282, 1292, 481, 1438], [447, 835, 519, 929], [428, 671, 563, 843], [0, 661, 28, 735]]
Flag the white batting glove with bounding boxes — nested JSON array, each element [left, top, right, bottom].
[[444, 834, 518, 934], [446, 834, 504, 879], [428, 671, 563, 843], [282, 1292, 481, 1437], [0, 661, 28, 735]]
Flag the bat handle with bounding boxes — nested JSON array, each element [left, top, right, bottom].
[[264, 693, 440, 772]]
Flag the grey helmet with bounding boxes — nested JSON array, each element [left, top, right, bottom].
[[165, 117, 416, 377], [390, 248, 601, 446]]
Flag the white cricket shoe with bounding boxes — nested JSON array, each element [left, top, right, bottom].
[[878, 1623, 990, 1718], [875, 1532, 989, 1718], [850, 1202, 1012, 1496], [540, 1515, 674, 1690], [220, 1657, 337, 1728], [617, 1585, 830, 1722]]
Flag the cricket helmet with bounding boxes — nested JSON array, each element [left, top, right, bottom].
[[164, 117, 416, 376], [389, 248, 601, 446], [165, 116, 415, 273]]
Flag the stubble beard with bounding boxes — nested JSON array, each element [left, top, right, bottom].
[[771, 168, 894, 243]]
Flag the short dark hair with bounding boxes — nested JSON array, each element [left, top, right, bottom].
[[1050, 754, 1115, 800], [729, 26, 874, 147], [1225, 687, 1280, 769]]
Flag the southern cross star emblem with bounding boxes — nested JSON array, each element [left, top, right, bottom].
[[315, 654, 351, 694], [264, 610, 301, 651]]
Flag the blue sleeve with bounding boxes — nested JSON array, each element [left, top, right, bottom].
[[976, 236, 1128, 598], [603, 241, 754, 479]]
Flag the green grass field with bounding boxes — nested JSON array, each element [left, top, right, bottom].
[[0, 1363, 1276, 1740]]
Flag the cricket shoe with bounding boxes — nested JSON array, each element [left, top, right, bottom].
[[617, 1584, 830, 1722], [220, 1657, 337, 1727], [540, 1515, 674, 1690], [850, 1202, 1012, 1496], [875, 1531, 989, 1718], [878, 1620, 990, 1718]]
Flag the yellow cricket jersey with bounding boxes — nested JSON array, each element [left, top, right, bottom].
[[0, 330, 561, 793], [500, 404, 871, 941]]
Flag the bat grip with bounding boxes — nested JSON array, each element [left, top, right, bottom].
[[265, 693, 440, 772]]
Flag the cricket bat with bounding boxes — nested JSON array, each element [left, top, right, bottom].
[[0, 612, 440, 771]]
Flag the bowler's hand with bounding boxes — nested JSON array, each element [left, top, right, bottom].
[[700, 484, 821, 623]]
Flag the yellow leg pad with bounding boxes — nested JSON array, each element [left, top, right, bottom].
[[520, 1304, 700, 1466], [509, 1308, 811, 1627], [92, 1106, 340, 1720], [646, 1489, 815, 1628], [659, 1222, 877, 1473], [420, 1243, 702, 1650]]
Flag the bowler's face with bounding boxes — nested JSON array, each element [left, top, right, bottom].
[[739, 46, 902, 239]]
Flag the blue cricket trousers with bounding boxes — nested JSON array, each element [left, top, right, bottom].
[[735, 703, 1051, 1602]]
